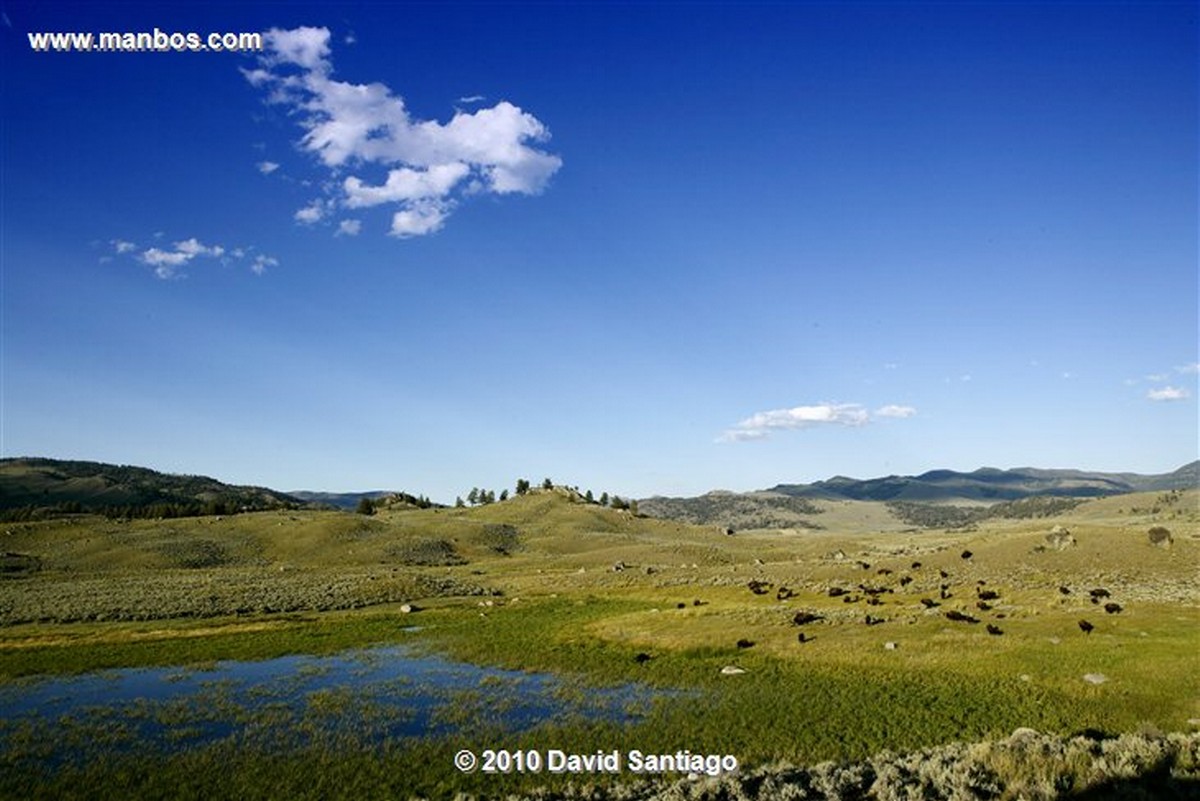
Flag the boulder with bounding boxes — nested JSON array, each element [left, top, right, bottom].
[[1045, 525, 1075, 551], [1148, 526, 1173, 548]]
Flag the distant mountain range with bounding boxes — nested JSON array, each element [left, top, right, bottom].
[[639, 462, 1197, 529], [2, 457, 1195, 523], [286, 490, 393, 510], [765, 462, 1198, 503]]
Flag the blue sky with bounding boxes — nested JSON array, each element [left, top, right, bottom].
[[2, 1, 1196, 502]]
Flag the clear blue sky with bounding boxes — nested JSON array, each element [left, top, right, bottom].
[[2, 1, 1196, 502]]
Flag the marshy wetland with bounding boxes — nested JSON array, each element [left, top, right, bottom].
[[1, 486, 1197, 799]]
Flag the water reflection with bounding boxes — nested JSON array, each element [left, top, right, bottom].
[[0, 645, 663, 766]]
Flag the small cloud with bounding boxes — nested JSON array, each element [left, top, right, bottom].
[[251, 255, 278, 275], [389, 201, 450, 237], [1145, 373, 1168, 382], [875, 405, 916, 419], [1147, 386, 1190, 402], [295, 201, 325, 224], [258, 161, 280, 175], [458, 94, 485, 104], [1176, 362, 1200, 375], [175, 238, 223, 258], [111, 239, 137, 254], [336, 219, 362, 237], [344, 32, 357, 45], [718, 402, 871, 443]]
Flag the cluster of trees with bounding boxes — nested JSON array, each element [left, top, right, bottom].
[[355, 492, 436, 515], [450, 478, 639, 515], [456, 487, 510, 507], [0, 498, 259, 522], [887, 496, 1085, 529]]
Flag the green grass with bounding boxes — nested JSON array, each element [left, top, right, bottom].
[[0, 488, 1195, 798]]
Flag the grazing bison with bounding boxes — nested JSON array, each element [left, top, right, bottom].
[[747, 580, 772, 595], [911, 561, 922, 569], [986, 624, 1003, 636], [736, 639, 755, 649], [1104, 602, 1123, 614], [976, 601, 993, 611], [920, 598, 940, 609], [1078, 620, 1094, 635], [944, 610, 979, 624], [792, 611, 824, 626], [776, 587, 796, 601], [797, 632, 811, 644], [1059, 586, 1071, 595], [961, 550, 973, 560], [634, 652, 653, 664], [828, 587, 849, 597], [899, 576, 914, 587], [864, 615, 885, 626], [977, 589, 999, 601], [1089, 588, 1111, 599]]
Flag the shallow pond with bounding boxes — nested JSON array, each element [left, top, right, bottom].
[[0, 643, 666, 768]]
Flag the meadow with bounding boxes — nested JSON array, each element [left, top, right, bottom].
[[0, 487, 1196, 799]]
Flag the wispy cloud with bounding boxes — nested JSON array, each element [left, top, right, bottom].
[[257, 161, 280, 175], [718, 401, 915, 443], [244, 26, 561, 238], [110, 236, 277, 279], [1147, 386, 1190, 402], [874, 404, 917, 419], [1176, 362, 1200, 375], [336, 219, 362, 237]]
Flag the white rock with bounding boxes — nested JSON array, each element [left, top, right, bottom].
[[1082, 673, 1108, 685], [720, 665, 747, 675]]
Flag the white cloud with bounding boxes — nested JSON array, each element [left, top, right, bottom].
[[343, 163, 471, 207], [875, 404, 917, 419], [251, 255, 278, 275], [458, 94, 485, 104], [390, 201, 450, 238], [336, 219, 362, 236], [294, 201, 325, 224], [246, 26, 561, 238], [115, 234, 277, 279], [174, 238, 223, 258], [719, 401, 918, 442], [263, 25, 331, 72], [1177, 362, 1200, 375], [1147, 386, 1190, 402], [257, 161, 280, 174]]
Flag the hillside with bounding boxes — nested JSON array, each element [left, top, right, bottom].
[[0, 457, 306, 519]]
